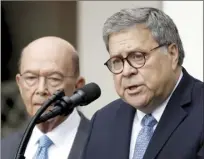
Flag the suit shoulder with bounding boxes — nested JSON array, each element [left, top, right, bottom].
[[193, 78, 203, 90], [1, 131, 23, 159], [192, 78, 203, 99], [97, 98, 125, 114], [90, 98, 128, 123], [1, 131, 23, 146]]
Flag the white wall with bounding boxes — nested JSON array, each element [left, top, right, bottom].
[[77, 1, 162, 118], [163, 1, 203, 81]]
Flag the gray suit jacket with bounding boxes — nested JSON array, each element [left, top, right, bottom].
[[1, 111, 90, 159]]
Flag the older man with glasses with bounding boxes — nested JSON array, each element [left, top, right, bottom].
[[82, 7, 203, 159], [2, 36, 90, 159]]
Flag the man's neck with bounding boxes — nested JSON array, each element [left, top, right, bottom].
[[37, 115, 69, 133]]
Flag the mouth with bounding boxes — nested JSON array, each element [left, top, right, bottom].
[[33, 102, 55, 108], [34, 103, 43, 107], [125, 85, 142, 94], [128, 85, 138, 90]]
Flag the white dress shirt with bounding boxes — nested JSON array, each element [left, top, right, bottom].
[[129, 71, 183, 159], [25, 108, 81, 159]]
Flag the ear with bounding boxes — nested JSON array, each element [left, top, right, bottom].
[[16, 73, 23, 94], [75, 76, 85, 89], [167, 43, 179, 70]]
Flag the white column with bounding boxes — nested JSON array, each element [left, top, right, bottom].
[[163, 1, 203, 81]]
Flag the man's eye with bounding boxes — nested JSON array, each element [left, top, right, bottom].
[[113, 58, 121, 64], [48, 77, 61, 81], [26, 76, 37, 80], [129, 52, 144, 60]]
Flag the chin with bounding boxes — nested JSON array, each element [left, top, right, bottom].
[[124, 93, 151, 110]]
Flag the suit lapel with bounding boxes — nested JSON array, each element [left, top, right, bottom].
[[111, 100, 136, 159], [143, 68, 194, 159], [68, 112, 90, 159]]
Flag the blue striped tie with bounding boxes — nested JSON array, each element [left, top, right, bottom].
[[35, 135, 53, 159], [133, 114, 157, 159]]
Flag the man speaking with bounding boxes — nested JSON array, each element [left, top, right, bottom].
[[82, 7, 203, 159]]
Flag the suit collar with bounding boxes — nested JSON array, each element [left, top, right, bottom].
[[111, 100, 136, 159], [177, 67, 194, 106], [68, 111, 90, 159], [143, 67, 195, 159]]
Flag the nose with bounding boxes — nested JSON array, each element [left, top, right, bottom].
[[35, 77, 49, 96], [122, 60, 138, 77]]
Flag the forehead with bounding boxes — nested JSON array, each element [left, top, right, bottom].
[[20, 43, 74, 74], [108, 25, 157, 56]]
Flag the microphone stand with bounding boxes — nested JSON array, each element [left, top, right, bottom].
[[36, 96, 73, 124], [14, 90, 65, 159]]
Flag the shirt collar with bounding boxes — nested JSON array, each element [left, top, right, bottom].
[[29, 108, 81, 147], [28, 125, 43, 146], [137, 70, 183, 123], [46, 108, 81, 147]]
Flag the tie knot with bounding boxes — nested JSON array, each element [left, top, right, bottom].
[[38, 135, 53, 148], [141, 114, 157, 127]]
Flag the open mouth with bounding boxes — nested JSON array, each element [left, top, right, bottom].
[[128, 85, 138, 90], [126, 85, 142, 94]]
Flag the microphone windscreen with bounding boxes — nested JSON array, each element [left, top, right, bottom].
[[79, 82, 101, 105]]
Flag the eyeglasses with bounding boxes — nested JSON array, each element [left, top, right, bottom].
[[20, 72, 75, 88], [104, 43, 169, 74]]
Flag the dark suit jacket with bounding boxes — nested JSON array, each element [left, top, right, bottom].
[[1, 111, 90, 159], [82, 68, 203, 159]]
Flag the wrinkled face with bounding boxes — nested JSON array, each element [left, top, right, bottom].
[[108, 25, 179, 112], [16, 43, 84, 117]]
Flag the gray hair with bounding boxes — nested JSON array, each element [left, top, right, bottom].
[[103, 7, 185, 65]]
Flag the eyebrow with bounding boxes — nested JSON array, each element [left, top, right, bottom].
[[46, 71, 64, 76], [21, 71, 64, 76], [20, 71, 38, 75], [110, 48, 148, 59]]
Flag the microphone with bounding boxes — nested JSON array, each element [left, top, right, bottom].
[[14, 89, 65, 159], [36, 82, 101, 123]]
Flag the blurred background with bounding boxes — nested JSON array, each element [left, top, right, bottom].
[[1, 1, 203, 138]]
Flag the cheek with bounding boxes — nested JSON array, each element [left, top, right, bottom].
[[62, 82, 76, 96], [141, 56, 171, 91], [113, 75, 124, 96], [20, 87, 35, 112], [143, 71, 160, 90], [21, 86, 31, 101]]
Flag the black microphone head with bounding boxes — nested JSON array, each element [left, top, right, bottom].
[[77, 82, 101, 106]]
